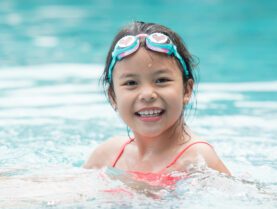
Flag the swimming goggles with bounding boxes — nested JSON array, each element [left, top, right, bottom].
[[107, 32, 189, 82]]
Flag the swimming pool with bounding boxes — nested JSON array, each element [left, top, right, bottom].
[[0, 0, 276, 208], [0, 64, 276, 208]]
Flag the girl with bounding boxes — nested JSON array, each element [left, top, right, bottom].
[[84, 21, 230, 178]]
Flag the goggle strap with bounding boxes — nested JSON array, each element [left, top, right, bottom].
[[108, 37, 140, 81], [174, 50, 189, 76], [108, 33, 190, 82], [146, 42, 170, 54], [146, 38, 173, 54], [118, 41, 140, 59]]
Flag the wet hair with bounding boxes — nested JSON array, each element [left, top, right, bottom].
[[101, 21, 196, 106]]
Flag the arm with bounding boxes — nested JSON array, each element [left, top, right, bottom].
[[83, 144, 107, 169], [83, 137, 124, 169], [196, 143, 231, 175]]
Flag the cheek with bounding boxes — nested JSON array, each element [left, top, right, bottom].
[[164, 84, 184, 101], [115, 93, 135, 124], [164, 86, 185, 113], [114, 88, 133, 111]]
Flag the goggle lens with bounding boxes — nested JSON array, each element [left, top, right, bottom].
[[117, 35, 136, 48], [148, 33, 169, 44]]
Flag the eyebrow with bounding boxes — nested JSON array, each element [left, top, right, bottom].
[[153, 69, 174, 75], [119, 73, 138, 80]]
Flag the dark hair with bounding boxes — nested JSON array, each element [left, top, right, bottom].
[[100, 21, 196, 106]]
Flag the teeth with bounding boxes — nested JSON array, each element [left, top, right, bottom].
[[138, 109, 162, 116]]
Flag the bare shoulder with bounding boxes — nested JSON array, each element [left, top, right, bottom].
[[83, 136, 127, 169], [185, 140, 231, 175]]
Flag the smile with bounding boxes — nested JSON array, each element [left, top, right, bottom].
[[135, 108, 165, 121], [137, 109, 163, 116]]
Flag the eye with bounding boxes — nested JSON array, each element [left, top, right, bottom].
[[155, 77, 171, 84], [123, 80, 138, 86]]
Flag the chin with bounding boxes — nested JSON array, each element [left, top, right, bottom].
[[133, 128, 164, 139]]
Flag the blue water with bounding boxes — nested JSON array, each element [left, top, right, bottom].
[[0, 0, 276, 208], [1, 0, 276, 82]]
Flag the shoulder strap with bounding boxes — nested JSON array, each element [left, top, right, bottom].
[[160, 141, 213, 173], [112, 138, 134, 167]]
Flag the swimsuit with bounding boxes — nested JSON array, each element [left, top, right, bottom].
[[111, 138, 213, 187]]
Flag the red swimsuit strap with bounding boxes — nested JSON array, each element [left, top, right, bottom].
[[112, 139, 213, 171], [159, 141, 213, 173], [112, 138, 134, 167]]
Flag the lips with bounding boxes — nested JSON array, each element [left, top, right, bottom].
[[135, 108, 165, 121]]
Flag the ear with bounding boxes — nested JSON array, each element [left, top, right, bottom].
[[108, 88, 117, 111], [183, 79, 194, 105], [110, 100, 117, 111]]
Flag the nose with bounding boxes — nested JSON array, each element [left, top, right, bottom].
[[138, 84, 157, 103]]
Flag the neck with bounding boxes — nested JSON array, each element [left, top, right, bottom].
[[132, 122, 191, 157]]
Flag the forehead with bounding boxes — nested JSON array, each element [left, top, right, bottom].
[[113, 47, 182, 77]]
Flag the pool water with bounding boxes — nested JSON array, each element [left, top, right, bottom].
[[0, 0, 276, 208], [0, 64, 276, 208]]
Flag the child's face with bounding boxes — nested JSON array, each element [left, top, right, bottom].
[[111, 48, 192, 138]]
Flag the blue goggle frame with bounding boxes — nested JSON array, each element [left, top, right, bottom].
[[108, 33, 189, 82]]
